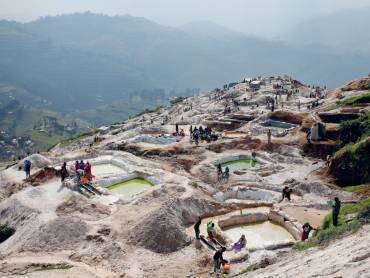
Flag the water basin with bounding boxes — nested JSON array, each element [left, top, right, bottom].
[[221, 159, 260, 172], [222, 221, 294, 249], [92, 163, 126, 178], [107, 178, 153, 197]]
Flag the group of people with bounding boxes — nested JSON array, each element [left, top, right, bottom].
[[194, 218, 242, 275], [280, 186, 342, 239], [174, 124, 185, 137], [190, 125, 218, 145], [74, 160, 93, 182]]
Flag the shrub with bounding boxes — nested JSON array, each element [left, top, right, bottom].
[[329, 136, 370, 186], [170, 96, 186, 106], [338, 92, 370, 106], [0, 224, 15, 243], [339, 112, 370, 146]]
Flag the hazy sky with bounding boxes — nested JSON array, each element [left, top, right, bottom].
[[1, 0, 370, 37]]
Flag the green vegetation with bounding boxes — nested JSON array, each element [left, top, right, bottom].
[[330, 136, 370, 186], [337, 92, 370, 107], [0, 224, 15, 243], [133, 106, 164, 119], [33, 264, 73, 272], [170, 96, 186, 106], [240, 265, 254, 274], [339, 112, 370, 146], [294, 198, 370, 251], [329, 112, 370, 186], [59, 129, 99, 148], [190, 182, 199, 188], [341, 184, 369, 193]]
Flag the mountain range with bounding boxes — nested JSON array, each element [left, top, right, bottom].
[[0, 11, 369, 126]]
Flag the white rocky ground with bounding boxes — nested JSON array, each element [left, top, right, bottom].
[[0, 75, 368, 277]]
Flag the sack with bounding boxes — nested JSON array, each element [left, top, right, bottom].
[[222, 263, 230, 271]]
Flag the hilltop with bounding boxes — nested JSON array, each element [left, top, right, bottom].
[[0, 74, 369, 277]]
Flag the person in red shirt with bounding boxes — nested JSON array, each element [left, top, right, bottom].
[[85, 162, 93, 181]]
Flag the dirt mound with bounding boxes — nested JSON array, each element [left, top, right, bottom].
[[0, 199, 38, 229], [128, 197, 224, 254], [71, 235, 126, 272], [339, 77, 370, 92], [56, 193, 111, 221], [330, 76, 370, 98], [23, 216, 89, 251], [283, 179, 350, 199], [268, 111, 312, 125], [206, 137, 261, 153], [17, 154, 52, 170], [0, 182, 28, 202], [26, 167, 57, 184]]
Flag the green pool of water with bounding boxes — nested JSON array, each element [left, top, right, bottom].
[[107, 178, 153, 197], [221, 159, 260, 172]]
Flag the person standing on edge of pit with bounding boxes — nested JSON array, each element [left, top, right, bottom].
[[194, 217, 201, 240], [267, 129, 272, 147], [175, 123, 179, 135], [79, 160, 85, 170], [60, 162, 69, 184], [24, 159, 31, 178], [332, 197, 341, 227], [189, 125, 193, 139], [282, 186, 292, 201], [210, 247, 227, 275]]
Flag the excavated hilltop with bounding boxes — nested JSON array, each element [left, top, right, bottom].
[[0, 75, 369, 278]]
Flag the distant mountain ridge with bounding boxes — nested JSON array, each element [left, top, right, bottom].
[[0, 12, 369, 118], [280, 7, 370, 55]]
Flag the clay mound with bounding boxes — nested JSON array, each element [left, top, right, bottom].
[[23, 216, 89, 250], [330, 76, 370, 98], [0, 183, 28, 202], [268, 111, 311, 125], [56, 193, 111, 221], [0, 199, 38, 229], [128, 197, 221, 254], [26, 167, 57, 184], [206, 137, 262, 153], [339, 77, 370, 92], [16, 154, 52, 169]]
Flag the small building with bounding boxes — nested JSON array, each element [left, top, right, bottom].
[[250, 80, 261, 91]]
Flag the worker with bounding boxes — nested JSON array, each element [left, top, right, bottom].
[[233, 234, 247, 251], [24, 159, 31, 178], [207, 221, 216, 243], [301, 223, 316, 241], [217, 164, 223, 180], [224, 166, 230, 181], [194, 217, 201, 240], [332, 197, 341, 227], [282, 186, 292, 201], [85, 162, 92, 181], [60, 162, 69, 184], [79, 160, 85, 170], [267, 129, 272, 146], [210, 247, 227, 275]]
